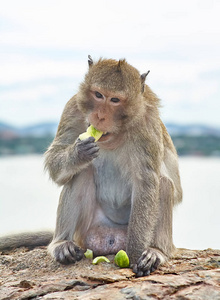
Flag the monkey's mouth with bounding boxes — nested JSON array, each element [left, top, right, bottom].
[[98, 131, 111, 142]]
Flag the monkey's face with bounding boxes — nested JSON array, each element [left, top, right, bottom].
[[77, 58, 146, 148], [85, 86, 129, 147]]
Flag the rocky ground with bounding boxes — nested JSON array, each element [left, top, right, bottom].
[[0, 247, 219, 299]]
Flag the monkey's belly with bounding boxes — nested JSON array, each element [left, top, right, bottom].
[[99, 201, 131, 225], [94, 152, 132, 225], [84, 225, 127, 256]]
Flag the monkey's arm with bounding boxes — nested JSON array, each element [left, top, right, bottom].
[[127, 168, 160, 258], [127, 167, 167, 277], [44, 97, 99, 185], [126, 127, 166, 276]]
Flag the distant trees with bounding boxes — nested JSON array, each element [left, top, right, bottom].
[[0, 135, 53, 156], [172, 135, 220, 156], [0, 134, 220, 156]]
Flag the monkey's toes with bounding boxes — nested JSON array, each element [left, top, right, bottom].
[[132, 248, 165, 277], [54, 241, 84, 265]]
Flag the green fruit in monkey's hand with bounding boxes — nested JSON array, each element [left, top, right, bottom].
[[84, 249, 93, 259], [79, 125, 103, 142], [92, 256, 110, 264], [114, 250, 130, 268]]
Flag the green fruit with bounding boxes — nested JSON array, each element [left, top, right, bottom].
[[79, 125, 103, 142], [79, 132, 90, 140], [84, 249, 93, 259], [92, 256, 110, 265], [114, 250, 130, 268]]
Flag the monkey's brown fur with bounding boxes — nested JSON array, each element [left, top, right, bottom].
[[0, 57, 182, 277]]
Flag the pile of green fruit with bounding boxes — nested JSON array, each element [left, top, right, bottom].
[[84, 249, 130, 268]]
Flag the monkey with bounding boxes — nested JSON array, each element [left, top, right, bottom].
[[0, 56, 182, 277]]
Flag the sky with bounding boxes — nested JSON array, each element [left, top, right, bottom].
[[0, 0, 220, 127]]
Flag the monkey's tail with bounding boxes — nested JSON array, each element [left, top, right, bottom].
[[0, 231, 53, 251]]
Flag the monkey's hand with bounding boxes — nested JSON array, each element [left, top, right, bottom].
[[132, 248, 166, 277], [53, 241, 84, 265], [75, 136, 99, 163]]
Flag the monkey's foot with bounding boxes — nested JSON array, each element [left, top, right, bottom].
[[50, 241, 84, 265], [132, 248, 166, 277]]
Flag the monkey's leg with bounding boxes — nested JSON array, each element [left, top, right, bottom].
[[152, 176, 176, 255], [132, 176, 175, 276], [48, 167, 96, 264]]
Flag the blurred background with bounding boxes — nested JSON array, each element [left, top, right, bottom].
[[0, 0, 220, 250]]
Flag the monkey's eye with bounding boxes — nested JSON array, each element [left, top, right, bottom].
[[111, 97, 120, 103], [95, 91, 103, 99]]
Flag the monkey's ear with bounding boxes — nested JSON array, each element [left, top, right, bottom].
[[88, 55, 93, 67], [140, 71, 150, 92], [117, 59, 126, 72]]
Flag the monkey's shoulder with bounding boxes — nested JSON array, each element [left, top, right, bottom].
[[56, 95, 86, 135], [62, 95, 81, 116], [160, 121, 177, 154]]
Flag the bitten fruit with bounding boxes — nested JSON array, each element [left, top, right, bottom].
[[79, 125, 103, 142], [92, 256, 110, 264]]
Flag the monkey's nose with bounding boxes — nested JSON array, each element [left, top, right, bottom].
[[97, 111, 106, 121]]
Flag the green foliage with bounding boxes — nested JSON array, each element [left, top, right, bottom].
[[172, 135, 220, 156], [0, 135, 53, 156]]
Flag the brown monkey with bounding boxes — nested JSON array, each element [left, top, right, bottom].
[[0, 56, 182, 277], [44, 56, 182, 276]]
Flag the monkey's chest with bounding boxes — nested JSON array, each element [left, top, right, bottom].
[[93, 156, 132, 224]]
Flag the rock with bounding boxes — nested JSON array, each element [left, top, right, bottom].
[[0, 247, 219, 299]]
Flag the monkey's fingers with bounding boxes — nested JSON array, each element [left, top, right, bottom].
[[86, 147, 99, 156], [132, 248, 164, 277], [54, 241, 84, 265], [76, 136, 99, 161], [77, 140, 98, 150], [77, 136, 95, 144], [77, 144, 99, 161]]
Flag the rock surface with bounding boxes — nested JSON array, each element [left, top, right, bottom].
[[0, 247, 219, 299]]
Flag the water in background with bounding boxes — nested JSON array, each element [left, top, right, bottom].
[[0, 155, 219, 250]]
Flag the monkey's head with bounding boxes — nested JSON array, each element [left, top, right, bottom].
[[77, 56, 149, 147]]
